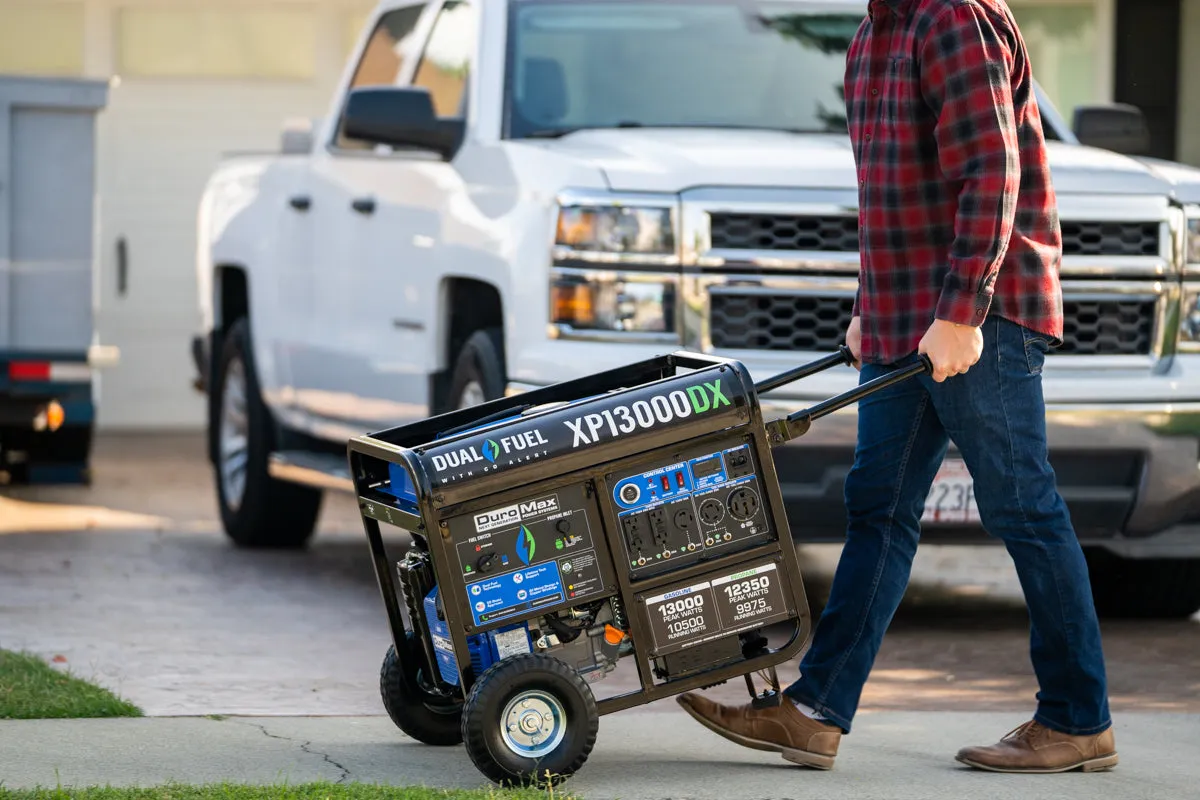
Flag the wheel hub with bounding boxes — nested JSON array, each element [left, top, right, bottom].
[[218, 356, 249, 510], [501, 691, 565, 757], [458, 379, 486, 409]]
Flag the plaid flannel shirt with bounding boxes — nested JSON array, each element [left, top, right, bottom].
[[848, 0, 1064, 364]]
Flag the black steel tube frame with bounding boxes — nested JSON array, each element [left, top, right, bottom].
[[347, 349, 932, 712]]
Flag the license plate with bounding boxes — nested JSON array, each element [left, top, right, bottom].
[[922, 458, 979, 524]]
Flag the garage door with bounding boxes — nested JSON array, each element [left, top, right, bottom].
[[93, 4, 363, 429]]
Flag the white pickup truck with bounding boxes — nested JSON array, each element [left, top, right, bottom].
[[193, 0, 1200, 619]]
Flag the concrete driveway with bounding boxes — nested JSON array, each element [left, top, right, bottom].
[[2, 433, 1197, 718]]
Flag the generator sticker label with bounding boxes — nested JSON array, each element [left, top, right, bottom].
[[468, 562, 564, 626], [639, 561, 793, 656], [710, 563, 790, 629], [565, 379, 731, 447], [420, 369, 744, 487], [461, 546, 607, 629], [473, 493, 560, 533], [643, 581, 718, 654]]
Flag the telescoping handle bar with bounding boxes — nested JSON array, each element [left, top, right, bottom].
[[759, 349, 934, 446]]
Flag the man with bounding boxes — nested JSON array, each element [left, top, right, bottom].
[[677, 0, 1117, 774]]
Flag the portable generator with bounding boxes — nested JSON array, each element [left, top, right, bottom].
[[347, 348, 930, 786]]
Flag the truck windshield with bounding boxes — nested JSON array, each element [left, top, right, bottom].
[[504, 0, 862, 138]]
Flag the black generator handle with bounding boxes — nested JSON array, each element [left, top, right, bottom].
[[763, 353, 933, 445], [753, 345, 858, 395]]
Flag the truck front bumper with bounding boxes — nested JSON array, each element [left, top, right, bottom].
[[508, 376, 1200, 559], [756, 397, 1200, 558]]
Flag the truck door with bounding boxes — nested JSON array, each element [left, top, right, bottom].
[[294, 1, 435, 432], [307, 0, 479, 432]]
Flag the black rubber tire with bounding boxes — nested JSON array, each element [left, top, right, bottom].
[[380, 637, 464, 746], [447, 327, 505, 411], [461, 654, 599, 788], [1084, 549, 1200, 619], [211, 317, 322, 548]]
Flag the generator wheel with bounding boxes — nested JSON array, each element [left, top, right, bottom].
[[380, 637, 464, 746], [462, 654, 599, 787]]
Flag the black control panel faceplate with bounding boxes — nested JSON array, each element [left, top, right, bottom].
[[444, 482, 614, 631], [608, 436, 775, 580]]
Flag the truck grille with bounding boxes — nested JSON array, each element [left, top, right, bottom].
[[1057, 298, 1155, 355], [708, 292, 1155, 356], [1060, 221, 1159, 257], [707, 214, 1159, 257], [709, 213, 858, 252]]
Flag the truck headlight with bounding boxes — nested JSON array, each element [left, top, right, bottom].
[[1180, 289, 1200, 352], [549, 269, 678, 341], [552, 192, 678, 265]]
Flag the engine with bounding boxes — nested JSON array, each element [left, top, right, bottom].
[[420, 581, 631, 687]]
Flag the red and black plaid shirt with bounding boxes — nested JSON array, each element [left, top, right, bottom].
[[848, 0, 1064, 364]]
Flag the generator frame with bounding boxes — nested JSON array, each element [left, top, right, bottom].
[[347, 349, 930, 785]]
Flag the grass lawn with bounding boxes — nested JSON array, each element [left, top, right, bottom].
[[0, 649, 142, 720], [0, 785, 577, 800]]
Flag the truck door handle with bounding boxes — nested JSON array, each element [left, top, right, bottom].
[[351, 197, 376, 215], [289, 195, 311, 211], [116, 237, 128, 297]]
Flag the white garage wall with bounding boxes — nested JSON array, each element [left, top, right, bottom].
[[5, 0, 375, 430]]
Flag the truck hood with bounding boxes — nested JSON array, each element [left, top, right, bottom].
[[531, 128, 1200, 201]]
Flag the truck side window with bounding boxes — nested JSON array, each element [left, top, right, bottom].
[[412, 0, 477, 119], [336, 2, 428, 149]]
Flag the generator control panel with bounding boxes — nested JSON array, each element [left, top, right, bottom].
[[609, 436, 775, 580], [443, 482, 616, 632]]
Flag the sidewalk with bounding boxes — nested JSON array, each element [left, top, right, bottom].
[[1, 711, 1194, 799]]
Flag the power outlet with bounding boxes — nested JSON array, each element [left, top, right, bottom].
[[648, 507, 670, 547], [728, 486, 761, 521], [622, 513, 648, 551], [699, 498, 724, 525], [673, 506, 696, 533]]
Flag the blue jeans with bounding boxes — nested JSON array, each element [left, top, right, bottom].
[[784, 314, 1112, 737]]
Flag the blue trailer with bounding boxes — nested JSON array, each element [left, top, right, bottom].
[[0, 75, 118, 484]]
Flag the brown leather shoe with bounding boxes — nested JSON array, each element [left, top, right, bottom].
[[956, 720, 1118, 773], [676, 693, 842, 769]]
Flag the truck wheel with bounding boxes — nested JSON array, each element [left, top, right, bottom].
[[380, 637, 464, 746], [1084, 550, 1200, 619], [448, 328, 505, 410], [461, 654, 599, 787], [211, 317, 321, 548]]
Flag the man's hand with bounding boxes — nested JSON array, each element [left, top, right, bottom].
[[846, 316, 862, 370], [918, 319, 982, 382]]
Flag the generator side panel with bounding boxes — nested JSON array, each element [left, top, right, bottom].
[[442, 482, 616, 633]]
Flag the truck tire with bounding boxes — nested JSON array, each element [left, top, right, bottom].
[[211, 317, 321, 548], [448, 328, 505, 410], [1084, 550, 1200, 619]]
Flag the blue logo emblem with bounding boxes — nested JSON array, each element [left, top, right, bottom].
[[482, 439, 500, 463], [516, 525, 536, 566]]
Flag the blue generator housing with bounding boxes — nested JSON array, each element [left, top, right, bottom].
[[423, 585, 530, 686]]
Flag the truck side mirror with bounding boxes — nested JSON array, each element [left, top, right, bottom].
[[342, 87, 464, 160], [1072, 103, 1152, 156], [280, 117, 316, 155]]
